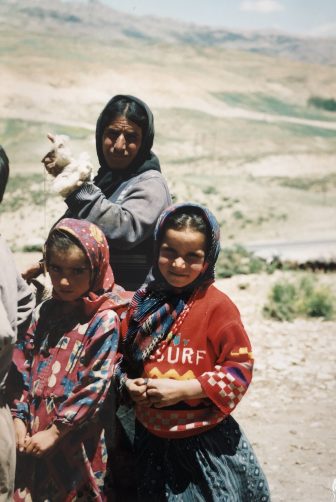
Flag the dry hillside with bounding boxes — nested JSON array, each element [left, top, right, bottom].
[[0, 2, 336, 500]]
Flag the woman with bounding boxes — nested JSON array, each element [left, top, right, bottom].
[[24, 94, 172, 291]]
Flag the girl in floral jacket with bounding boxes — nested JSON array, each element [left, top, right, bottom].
[[12, 218, 130, 501]]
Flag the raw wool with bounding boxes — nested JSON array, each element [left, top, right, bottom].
[[43, 133, 93, 198]]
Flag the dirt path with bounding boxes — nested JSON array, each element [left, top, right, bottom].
[[216, 274, 336, 502]]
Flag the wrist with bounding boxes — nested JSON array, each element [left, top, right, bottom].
[[182, 379, 205, 400], [51, 422, 69, 440]]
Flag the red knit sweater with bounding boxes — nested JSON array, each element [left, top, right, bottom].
[[131, 285, 253, 438]]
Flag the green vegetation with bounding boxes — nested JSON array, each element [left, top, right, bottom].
[[213, 91, 335, 121], [263, 275, 335, 321], [308, 96, 336, 113], [216, 244, 279, 278], [0, 173, 47, 212], [278, 173, 336, 192]]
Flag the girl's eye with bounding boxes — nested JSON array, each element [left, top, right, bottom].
[[73, 268, 86, 276], [186, 256, 204, 264], [49, 265, 60, 273], [160, 248, 175, 258]]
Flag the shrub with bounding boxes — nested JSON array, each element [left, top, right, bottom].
[[216, 244, 278, 278], [308, 96, 336, 112], [263, 275, 335, 321]]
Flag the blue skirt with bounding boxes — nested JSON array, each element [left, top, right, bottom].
[[134, 416, 270, 501]]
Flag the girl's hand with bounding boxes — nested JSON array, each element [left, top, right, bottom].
[[146, 378, 206, 408], [145, 378, 186, 408], [13, 418, 29, 453], [125, 378, 149, 405], [24, 424, 61, 457]]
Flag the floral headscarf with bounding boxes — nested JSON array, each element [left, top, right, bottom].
[[47, 218, 131, 316], [122, 203, 221, 376]]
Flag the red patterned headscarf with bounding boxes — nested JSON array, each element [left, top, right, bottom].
[[47, 218, 131, 316]]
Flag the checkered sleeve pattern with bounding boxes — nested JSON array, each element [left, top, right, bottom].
[[198, 360, 253, 415]]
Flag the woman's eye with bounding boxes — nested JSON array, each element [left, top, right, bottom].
[[49, 265, 60, 273], [125, 134, 137, 143], [106, 130, 119, 140]]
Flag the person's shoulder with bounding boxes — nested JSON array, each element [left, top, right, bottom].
[[133, 170, 168, 183], [0, 234, 14, 261], [201, 283, 241, 316]]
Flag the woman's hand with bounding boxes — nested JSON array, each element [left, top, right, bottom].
[[24, 424, 61, 457], [13, 418, 29, 453], [125, 378, 149, 405], [21, 262, 43, 282], [146, 378, 206, 408]]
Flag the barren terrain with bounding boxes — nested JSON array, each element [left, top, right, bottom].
[[1, 2, 336, 500]]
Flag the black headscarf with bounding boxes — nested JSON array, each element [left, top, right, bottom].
[[0, 145, 9, 203], [94, 94, 161, 196]]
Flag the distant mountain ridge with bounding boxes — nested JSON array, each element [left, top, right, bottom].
[[2, 0, 336, 65]]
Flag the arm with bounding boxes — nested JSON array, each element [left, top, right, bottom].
[[64, 173, 171, 249], [0, 300, 16, 377], [197, 321, 253, 415], [11, 308, 40, 423], [144, 378, 206, 408], [16, 272, 35, 337]]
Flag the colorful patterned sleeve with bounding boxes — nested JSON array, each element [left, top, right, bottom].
[[197, 321, 254, 415], [113, 305, 134, 402], [11, 307, 41, 422], [53, 310, 120, 428]]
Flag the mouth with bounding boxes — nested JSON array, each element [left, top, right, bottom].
[[169, 271, 188, 278]]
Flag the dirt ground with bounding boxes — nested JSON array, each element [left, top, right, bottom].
[[13, 250, 336, 502], [215, 273, 336, 502]]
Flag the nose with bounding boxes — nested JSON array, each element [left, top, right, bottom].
[[114, 133, 126, 151], [60, 276, 70, 287], [173, 256, 186, 268]]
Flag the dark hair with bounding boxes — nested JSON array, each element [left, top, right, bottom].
[[100, 97, 148, 136], [163, 209, 210, 255], [165, 210, 207, 235], [45, 228, 88, 267], [0, 145, 9, 203]]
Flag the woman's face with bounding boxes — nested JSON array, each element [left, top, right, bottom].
[[47, 245, 91, 303], [158, 227, 206, 289], [102, 116, 143, 170]]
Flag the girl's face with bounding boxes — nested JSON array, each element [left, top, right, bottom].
[[47, 245, 91, 303], [102, 116, 143, 170], [158, 227, 206, 289]]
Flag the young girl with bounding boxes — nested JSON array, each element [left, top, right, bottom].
[[11, 218, 130, 501], [118, 202, 270, 501]]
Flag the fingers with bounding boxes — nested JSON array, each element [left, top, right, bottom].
[[24, 437, 40, 456], [16, 434, 25, 452], [47, 133, 56, 143]]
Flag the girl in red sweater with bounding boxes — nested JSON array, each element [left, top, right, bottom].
[[118, 202, 270, 501]]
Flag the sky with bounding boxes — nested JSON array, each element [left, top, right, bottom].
[[98, 0, 336, 37]]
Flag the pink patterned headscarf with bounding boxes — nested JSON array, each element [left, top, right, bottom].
[[47, 218, 131, 316]]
